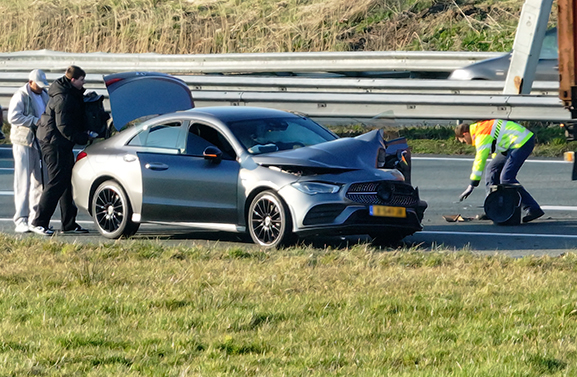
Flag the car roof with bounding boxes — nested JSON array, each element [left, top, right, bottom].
[[181, 106, 303, 122]]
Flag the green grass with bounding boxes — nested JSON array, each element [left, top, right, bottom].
[[1, 234, 577, 375]]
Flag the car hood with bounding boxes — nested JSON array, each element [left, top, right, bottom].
[[104, 71, 194, 130], [252, 129, 391, 171]]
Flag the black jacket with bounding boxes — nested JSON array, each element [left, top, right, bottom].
[[36, 76, 88, 148]]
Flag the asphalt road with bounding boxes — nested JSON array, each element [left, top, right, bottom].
[[0, 146, 576, 257], [407, 155, 577, 257]]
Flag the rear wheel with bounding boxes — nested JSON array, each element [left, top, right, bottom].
[[92, 180, 139, 239], [248, 190, 296, 248]]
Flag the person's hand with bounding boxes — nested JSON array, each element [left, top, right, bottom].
[[459, 185, 474, 201], [87, 130, 99, 140]]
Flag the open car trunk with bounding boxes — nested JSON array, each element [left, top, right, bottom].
[[103, 71, 194, 130]]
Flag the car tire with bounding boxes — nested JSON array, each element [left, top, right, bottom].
[[92, 180, 140, 239], [247, 190, 296, 248]]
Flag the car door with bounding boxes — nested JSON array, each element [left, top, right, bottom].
[[138, 120, 240, 224]]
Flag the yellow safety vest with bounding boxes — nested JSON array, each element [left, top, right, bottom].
[[469, 119, 533, 182]]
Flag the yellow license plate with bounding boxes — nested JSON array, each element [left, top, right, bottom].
[[370, 205, 406, 218]]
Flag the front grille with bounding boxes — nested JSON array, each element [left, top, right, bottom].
[[346, 181, 419, 207]]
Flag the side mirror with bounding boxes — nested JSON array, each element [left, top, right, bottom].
[[203, 146, 223, 163]]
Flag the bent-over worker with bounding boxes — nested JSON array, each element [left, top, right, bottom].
[[455, 119, 544, 223]]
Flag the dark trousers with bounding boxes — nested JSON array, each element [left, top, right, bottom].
[[485, 135, 540, 211], [31, 142, 78, 230]]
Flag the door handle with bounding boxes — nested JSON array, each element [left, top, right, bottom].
[[145, 162, 169, 171]]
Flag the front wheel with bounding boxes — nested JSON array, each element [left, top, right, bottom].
[[92, 180, 139, 239], [247, 190, 296, 248]]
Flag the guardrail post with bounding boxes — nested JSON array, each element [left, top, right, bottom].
[[503, 0, 554, 95]]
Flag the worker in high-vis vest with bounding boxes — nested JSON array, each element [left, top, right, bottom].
[[455, 119, 544, 223]]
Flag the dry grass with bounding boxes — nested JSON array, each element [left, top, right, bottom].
[[0, 0, 553, 54]]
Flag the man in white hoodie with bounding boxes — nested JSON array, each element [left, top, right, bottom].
[[8, 69, 50, 233]]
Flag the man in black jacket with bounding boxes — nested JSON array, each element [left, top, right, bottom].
[[30, 66, 90, 236]]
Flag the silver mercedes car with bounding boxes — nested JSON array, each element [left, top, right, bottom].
[[72, 72, 427, 247]]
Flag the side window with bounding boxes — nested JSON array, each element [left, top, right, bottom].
[[128, 121, 182, 149], [128, 130, 146, 146], [187, 123, 236, 160]]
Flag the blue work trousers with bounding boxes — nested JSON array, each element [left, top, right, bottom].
[[485, 135, 540, 211]]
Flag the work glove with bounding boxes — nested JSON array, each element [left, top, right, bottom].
[[459, 185, 474, 201]]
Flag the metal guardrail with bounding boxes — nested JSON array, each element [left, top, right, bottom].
[[0, 49, 500, 74], [0, 50, 570, 123], [0, 72, 560, 96], [192, 91, 571, 122], [2, 86, 567, 122]]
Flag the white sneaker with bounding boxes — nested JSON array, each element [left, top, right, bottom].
[[14, 219, 30, 233], [30, 225, 54, 236]]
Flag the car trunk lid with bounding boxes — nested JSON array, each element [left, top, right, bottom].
[[103, 71, 194, 130]]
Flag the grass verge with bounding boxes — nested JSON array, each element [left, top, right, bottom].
[[1, 234, 576, 375]]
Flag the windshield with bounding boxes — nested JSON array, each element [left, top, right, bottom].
[[227, 116, 337, 154], [539, 27, 558, 59]]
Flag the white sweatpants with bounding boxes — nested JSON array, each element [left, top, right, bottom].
[[12, 143, 43, 224]]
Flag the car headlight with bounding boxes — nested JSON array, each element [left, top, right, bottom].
[[377, 148, 387, 168], [292, 182, 341, 195]]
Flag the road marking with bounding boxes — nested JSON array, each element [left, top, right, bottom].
[[413, 156, 571, 164], [542, 205, 577, 211], [421, 230, 577, 239], [0, 218, 94, 229]]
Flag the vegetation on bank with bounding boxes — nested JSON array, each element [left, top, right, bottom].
[[0, 0, 557, 54], [0, 234, 576, 375]]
